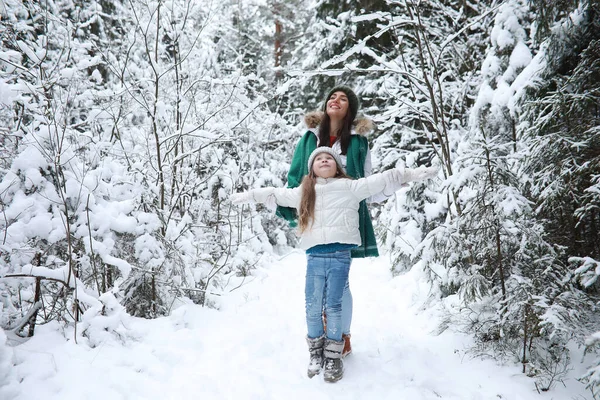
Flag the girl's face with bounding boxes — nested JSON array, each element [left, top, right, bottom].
[[326, 91, 349, 121], [312, 153, 337, 179]]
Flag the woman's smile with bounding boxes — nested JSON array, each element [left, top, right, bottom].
[[326, 91, 349, 119]]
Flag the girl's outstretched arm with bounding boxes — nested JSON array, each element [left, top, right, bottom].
[[231, 187, 300, 208], [398, 166, 439, 183], [349, 165, 439, 201]]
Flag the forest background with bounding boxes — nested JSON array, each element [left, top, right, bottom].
[[1, 0, 599, 396]]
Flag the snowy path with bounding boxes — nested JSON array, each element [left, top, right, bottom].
[[1, 251, 580, 399]]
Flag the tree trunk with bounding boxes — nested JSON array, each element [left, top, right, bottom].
[[27, 277, 42, 337]]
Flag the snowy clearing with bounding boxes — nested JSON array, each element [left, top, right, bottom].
[[1, 251, 588, 399]]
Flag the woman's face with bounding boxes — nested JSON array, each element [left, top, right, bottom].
[[312, 153, 337, 179], [326, 91, 349, 121]]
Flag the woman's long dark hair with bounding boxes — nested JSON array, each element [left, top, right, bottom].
[[318, 110, 354, 155]]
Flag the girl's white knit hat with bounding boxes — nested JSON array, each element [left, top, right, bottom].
[[307, 147, 344, 172]]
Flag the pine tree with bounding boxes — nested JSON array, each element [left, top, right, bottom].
[[519, 0, 600, 393], [365, 0, 493, 272], [416, 0, 600, 388], [288, 0, 397, 108]]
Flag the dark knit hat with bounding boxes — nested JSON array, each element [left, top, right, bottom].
[[322, 86, 360, 121]]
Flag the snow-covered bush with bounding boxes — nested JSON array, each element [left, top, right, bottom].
[[0, 0, 294, 332]]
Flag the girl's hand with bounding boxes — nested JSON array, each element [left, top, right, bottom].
[[400, 166, 439, 183], [231, 191, 254, 205]]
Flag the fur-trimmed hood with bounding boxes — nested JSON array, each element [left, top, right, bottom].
[[303, 111, 374, 136]]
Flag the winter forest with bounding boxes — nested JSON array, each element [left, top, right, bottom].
[[1, 0, 600, 398]]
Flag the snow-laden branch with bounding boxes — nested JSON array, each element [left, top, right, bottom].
[[571, 256, 600, 287]]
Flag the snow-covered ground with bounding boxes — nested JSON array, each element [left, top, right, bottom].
[[0, 251, 589, 399]]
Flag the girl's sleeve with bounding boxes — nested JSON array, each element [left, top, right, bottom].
[[350, 166, 438, 201], [369, 170, 409, 203], [349, 169, 401, 201], [251, 187, 301, 209], [364, 145, 402, 204]]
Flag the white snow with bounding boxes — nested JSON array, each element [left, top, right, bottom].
[[100, 254, 133, 279], [509, 41, 533, 70], [0, 251, 587, 399]]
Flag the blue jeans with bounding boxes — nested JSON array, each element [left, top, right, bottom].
[[342, 279, 352, 335], [325, 274, 353, 335], [305, 250, 352, 341]]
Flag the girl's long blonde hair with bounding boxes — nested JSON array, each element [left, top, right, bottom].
[[298, 164, 351, 233]]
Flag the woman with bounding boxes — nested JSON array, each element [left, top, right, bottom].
[[233, 147, 436, 382], [276, 86, 389, 357]]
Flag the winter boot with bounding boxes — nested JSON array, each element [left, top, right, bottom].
[[342, 334, 352, 358], [323, 338, 345, 383], [306, 335, 325, 378], [324, 314, 351, 358]]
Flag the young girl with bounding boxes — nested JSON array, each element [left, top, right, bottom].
[[231, 147, 437, 383]]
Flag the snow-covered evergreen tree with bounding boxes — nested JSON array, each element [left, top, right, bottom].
[[361, 0, 492, 273], [417, 0, 599, 389], [518, 0, 600, 394]]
